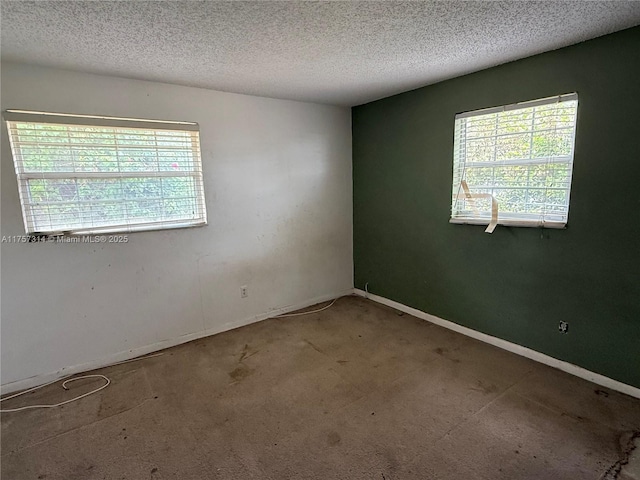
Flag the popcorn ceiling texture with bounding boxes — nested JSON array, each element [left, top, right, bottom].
[[2, 1, 640, 106]]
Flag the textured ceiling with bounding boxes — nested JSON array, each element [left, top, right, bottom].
[[2, 1, 640, 106]]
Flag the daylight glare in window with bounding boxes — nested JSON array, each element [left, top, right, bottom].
[[4, 110, 207, 235], [451, 93, 578, 230]]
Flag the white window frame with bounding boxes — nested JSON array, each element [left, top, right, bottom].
[[4, 110, 207, 236], [450, 93, 578, 232]]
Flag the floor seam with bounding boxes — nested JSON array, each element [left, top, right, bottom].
[[1, 397, 154, 457], [422, 374, 525, 453]]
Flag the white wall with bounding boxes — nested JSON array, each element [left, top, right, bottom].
[[0, 63, 353, 391]]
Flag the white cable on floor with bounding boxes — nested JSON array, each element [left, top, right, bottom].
[[0, 352, 165, 413], [0, 375, 110, 413], [274, 298, 337, 318]]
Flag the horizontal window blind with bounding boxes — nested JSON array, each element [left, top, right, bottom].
[[4, 110, 207, 235], [451, 94, 578, 230]]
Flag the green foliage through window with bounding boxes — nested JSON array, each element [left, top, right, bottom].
[[6, 114, 206, 234], [451, 94, 578, 227]]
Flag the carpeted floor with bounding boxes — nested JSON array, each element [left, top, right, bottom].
[[2, 295, 639, 479]]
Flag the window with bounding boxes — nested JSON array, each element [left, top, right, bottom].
[[4, 110, 207, 235], [451, 93, 578, 232]]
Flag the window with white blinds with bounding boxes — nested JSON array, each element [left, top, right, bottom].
[[4, 110, 207, 235], [451, 93, 578, 231]]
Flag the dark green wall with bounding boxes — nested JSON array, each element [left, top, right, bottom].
[[352, 26, 640, 388]]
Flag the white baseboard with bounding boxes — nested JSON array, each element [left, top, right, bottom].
[[353, 289, 640, 400], [6, 288, 637, 400], [1, 289, 352, 395]]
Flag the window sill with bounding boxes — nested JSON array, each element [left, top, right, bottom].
[[27, 220, 208, 238], [449, 218, 566, 229]]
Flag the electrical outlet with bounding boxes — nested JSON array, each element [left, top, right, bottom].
[[558, 321, 569, 334], [240, 285, 248, 298]]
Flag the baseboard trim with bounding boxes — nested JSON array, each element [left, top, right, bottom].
[[353, 289, 640, 399], [1, 289, 352, 395]]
